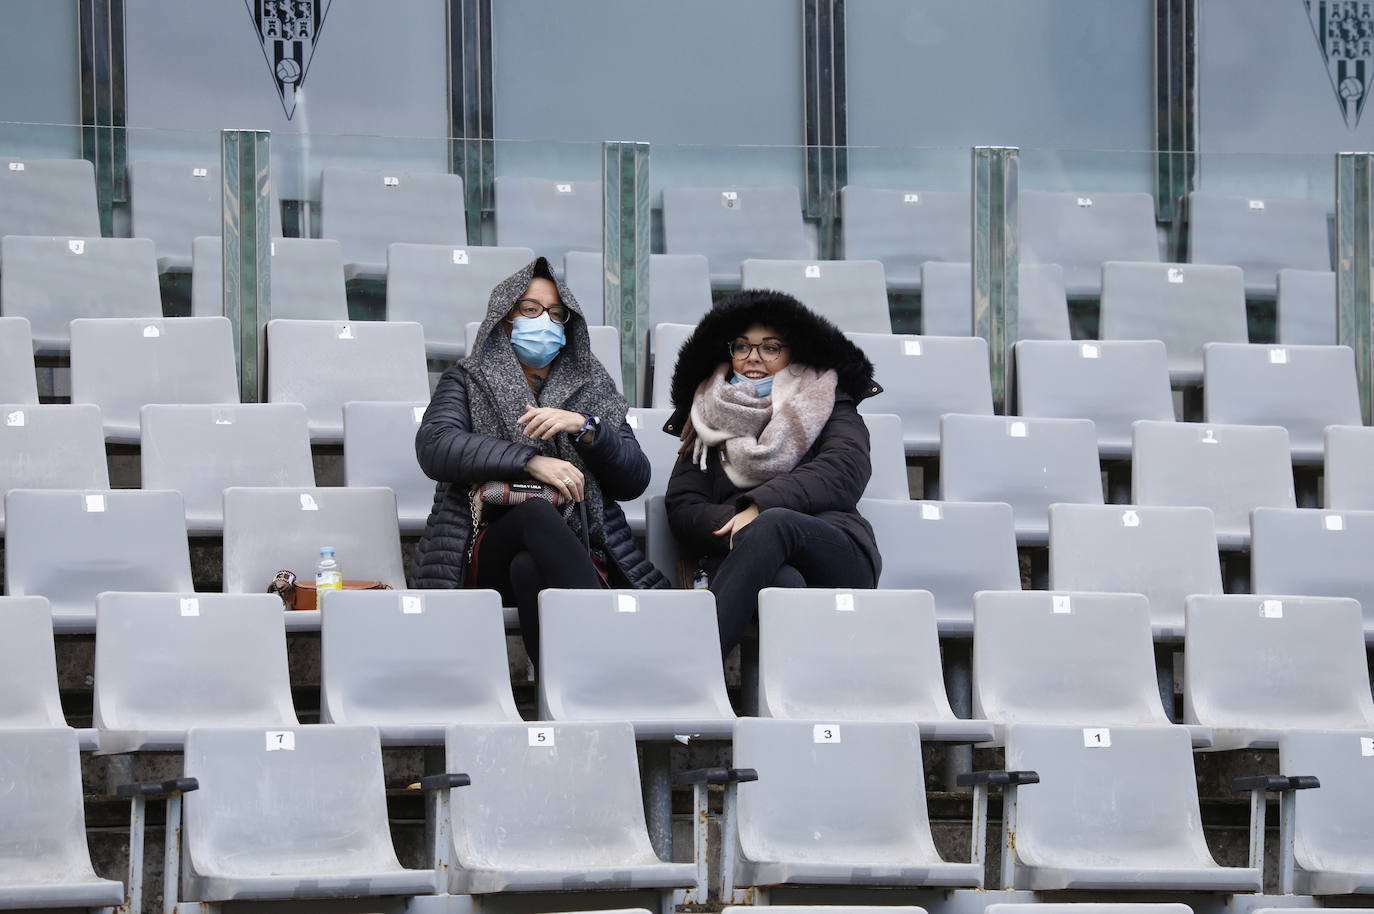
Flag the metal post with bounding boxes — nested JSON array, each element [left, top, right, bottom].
[[1278, 790, 1298, 894], [78, 0, 127, 237], [1154, 0, 1197, 232], [943, 642, 973, 790], [447, 0, 493, 243], [1246, 787, 1268, 876], [973, 146, 1020, 412], [643, 741, 674, 863], [999, 783, 1020, 891], [222, 129, 272, 403], [603, 141, 651, 405], [1336, 152, 1374, 424], [123, 796, 146, 914], [691, 782, 711, 902], [969, 783, 989, 884], [162, 793, 183, 914], [803, 0, 848, 259]]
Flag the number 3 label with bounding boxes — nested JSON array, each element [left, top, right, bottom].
[[814, 724, 841, 743], [529, 727, 555, 747]]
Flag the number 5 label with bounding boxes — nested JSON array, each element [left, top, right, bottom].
[[529, 727, 555, 747]]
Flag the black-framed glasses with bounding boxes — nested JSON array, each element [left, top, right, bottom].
[[728, 340, 788, 361], [511, 298, 571, 324]]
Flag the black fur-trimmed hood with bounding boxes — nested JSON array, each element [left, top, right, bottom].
[[662, 290, 881, 434]]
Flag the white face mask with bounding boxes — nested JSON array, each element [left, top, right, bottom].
[[510, 313, 566, 368], [729, 371, 773, 397]]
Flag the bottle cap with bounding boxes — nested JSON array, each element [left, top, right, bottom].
[[320, 546, 335, 556]]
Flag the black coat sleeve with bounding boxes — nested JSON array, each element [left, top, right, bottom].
[[739, 398, 872, 515], [664, 452, 734, 557], [572, 420, 652, 502], [415, 366, 539, 484]]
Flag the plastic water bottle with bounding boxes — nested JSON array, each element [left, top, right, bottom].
[[315, 546, 342, 597]]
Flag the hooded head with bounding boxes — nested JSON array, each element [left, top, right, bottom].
[[465, 256, 595, 373]]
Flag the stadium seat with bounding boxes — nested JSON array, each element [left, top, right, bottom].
[[266, 319, 430, 443], [1015, 339, 1174, 459], [847, 332, 994, 457], [741, 258, 891, 333], [620, 407, 677, 533], [1203, 342, 1360, 464], [563, 252, 714, 335], [0, 404, 109, 534], [920, 262, 1070, 340], [861, 413, 909, 500], [440, 721, 697, 895], [1187, 192, 1331, 297], [386, 243, 535, 359], [178, 725, 436, 903], [940, 413, 1103, 545], [1049, 503, 1223, 640], [757, 587, 994, 741], [728, 718, 983, 889], [92, 592, 296, 754], [662, 185, 810, 286], [494, 175, 602, 264], [69, 316, 240, 443], [1251, 506, 1374, 636], [0, 236, 161, 354], [1279, 729, 1374, 894], [1019, 190, 1160, 298], [1277, 268, 1337, 345], [857, 499, 1020, 635], [651, 323, 696, 408], [1002, 723, 1261, 891], [0, 596, 69, 731], [1184, 594, 1374, 750], [319, 166, 467, 278], [0, 728, 125, 909], [1099, 261, 1249, 384], [839, 186, 970, 291], [538, 590, 735, 739], [645, 495, 687, 586], [4, 489, 193, 633], [190, 236, 348, 321], [0, 156, 100, 238], [1132, 419, 1295, 548], [130, 160, 282, 272], [342, 401, 433, 533], [0, 317, 37, 403], [320, 589, 520, 742], [1325, 425, 1374, 510], [465, 320, 623, 393]]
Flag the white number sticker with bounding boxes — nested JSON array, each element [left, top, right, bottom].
[[452, 249, 469, 265], [903, 340, 922, 356], [1362, 737, 1374, 756], [529, 727, 555, 747], [299, 493, 319, 511], [1008, 421, 1028, 438], [617, 594, 638, 613], [270, 242, 276, 256], [804, 264, 822, 279], [7, 162, 24, 171], [1201, 428, 1219, 444], [834, 593, 855, 612], [84, 494, 105, 513], [68, 239, 85, 255], [921, 503, 942, 520], [1076, 196, 1093, 207], [179, 597, 200, 617], [902, 192, 920, 204], [1261, 600, 1283, 619], [1248, 199, 1266, 211], [383, 176, 399, 187], [266, 731, 295, 751], [555, 183, 573, 194], [1080, 343, 1100, 359], [1083, 727, 1111, 748], [1167, 267, 1185, 284], [142, 324, 161, 338], [721, 190, 740, 209], [814, 724, 841, 743], [1121, 509, 1141, 527], [413, 406, 425, 423], [1052, 595, 1072, 614], [626, 414, 639, 428], [402, 595, 423, 614], [192, 167, 208, 178], [213, 408, 233, 425], [5, 410, 24, 427], [1269, 348, 1289, 365], [1326, 514, 1345, 531], [337, 325, 354, 340]]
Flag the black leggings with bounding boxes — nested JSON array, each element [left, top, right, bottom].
[[471, 498, 602, 667], [710, 507, 876, 657]]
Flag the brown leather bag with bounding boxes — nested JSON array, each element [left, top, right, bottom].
[[267, 570, 390, 611]]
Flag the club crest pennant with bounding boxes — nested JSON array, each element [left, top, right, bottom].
[[246, 0, 331, 120], [1305, 0, 1374, 127]]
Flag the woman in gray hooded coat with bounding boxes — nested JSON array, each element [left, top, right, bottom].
[[413, 257, 668, 664]]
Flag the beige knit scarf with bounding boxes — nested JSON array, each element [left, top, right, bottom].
[[689, 363, 838, 489]]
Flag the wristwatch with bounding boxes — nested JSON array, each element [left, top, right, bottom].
[[574, 413, 601, 442]]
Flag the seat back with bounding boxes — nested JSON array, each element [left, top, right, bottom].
[[386, 243, 535, 358], [1019, 191, 1160, 296], [741, 259, 891, 333], [0, 156, 100, 237], [493, 176, 602, 263], [0, 597, 65, 728], [1279, 729, 1374, 880], [342, 401, 433, 533], [0, 728, 108, 886], [0, 404, 109, 532], [619, 408, 678, 531], [1324, 425, 1374, 510], [647, 254, 714, 330], [1187, 193, 1331, 295], [190, 237, 348, 321], [320, 167, 467, 267], [920, 262, 1070, 341], [1277, 268, 1337, 345], [130, 160, 279, 267], [839, 187, 970, 289], [861, 413, 908, 500], [0, 317, 38, 404], [651, 323, 697, 408], [645, 495, 687, 586], [1251, 507, 1374, 633], [662, 185, 809, 284]]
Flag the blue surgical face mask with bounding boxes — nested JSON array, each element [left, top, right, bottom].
[[730, 371, 773, 397], [510, 313, 566, 368]]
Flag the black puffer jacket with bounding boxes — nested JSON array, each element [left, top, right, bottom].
[[662, 290, 884, 580]]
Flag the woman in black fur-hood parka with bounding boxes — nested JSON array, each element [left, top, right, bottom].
[[661, 289, 884, 657]]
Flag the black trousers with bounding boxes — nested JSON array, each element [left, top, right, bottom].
[[709, 507, 877, 657], [471, 498, 602, 667]]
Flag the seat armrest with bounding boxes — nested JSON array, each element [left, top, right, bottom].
[[1232, 774, 1296, 793], [673, 766, 758, 786], [1286, 775, 1320, 790], [116, 777, 199, 798], [957, 769, 1039, 787], [419, 772, 471, 791]]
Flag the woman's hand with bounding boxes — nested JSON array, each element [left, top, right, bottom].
[[518, 405, 586, 441], [714, 504, 760, 549], [526, 455, 586, 501]]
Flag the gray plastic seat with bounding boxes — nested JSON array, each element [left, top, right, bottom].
[[920, 262, 1071, 340], [1280, 729, 1374, 894], [1277, 268, 1337, 345], [386, 243, 535, 359], [1049, 503, 1223, 640], [1251, 506, 1374, 636], [730, 718, 983, 889], [620, 407, 677, 533], [1132, 419, 1295, 549], [320, 166, 467, 278], [1203, 342, 1360, 464], [840, 186, 970, 291], [662, 185, 810, 287], [758, 588, 994, 741], [0, 156, 100, 238], [342, 401, 433, 533], [645, 495, 687, 586], [862, 413, 909, 500], [4, 489, 192, 633], [1188, 192, 1331, 298], [464, 320, 623, 393], [141, 403, 315, 535], [1015, 339, 1175, 459], [0, 236, 161, 354], [190, 236, 348, 321], [1020, 190, 1161, 298], [1004, 723, 1260, 891], [494, 176, 602, 263], [180, 724, 435, 903], [538, 589, 735, 739], [987, 906, 1189, 914], [0, 728, 125, 909], [857, 499, 1020, 636], [1184, 594, 1374, 750], [0, 596, 68, 731], [70, 316, 240, 443], [93, 592, 296, 754], [564, 252, 714, 336], [320, 589, 520, 743], [651, 323, 696, 408], [0, 404, 109, 534], [1100, 261, 1249, 384], [442, 721, 697, 894], [0, 317, 37, 404], [266, 319, 430, 443], [940, 413, 1103, 545], [130, 160, 281, 272], [847, 332, 994, 456], [1325, 425, 1374, 510], [741, 259, 891, 333]]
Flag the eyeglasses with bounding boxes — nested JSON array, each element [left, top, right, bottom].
[[728, 340, 788, 361], [511, 299, 571, 324]]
